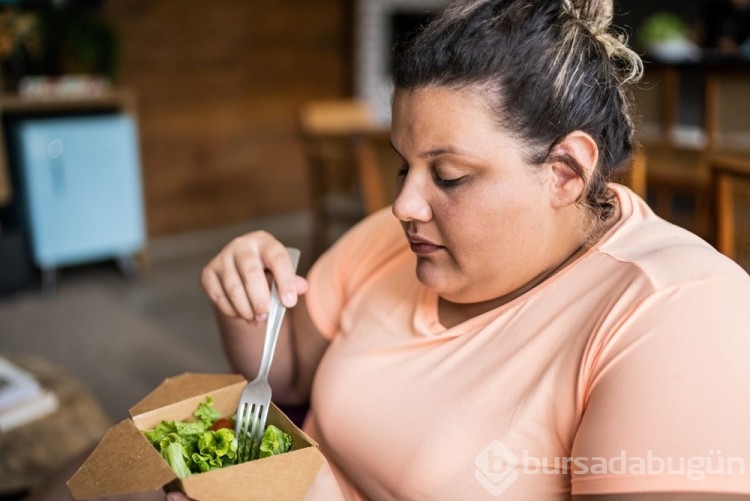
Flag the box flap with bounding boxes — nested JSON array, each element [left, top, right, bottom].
[[177, 447, 324, 501], [129, 373, 245, 417], [67, 418, 176, 499], [268, 401, 318, 449]]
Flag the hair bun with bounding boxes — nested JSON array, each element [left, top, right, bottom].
[[562, 0, 613, 35], [563, 0, 642, 84]]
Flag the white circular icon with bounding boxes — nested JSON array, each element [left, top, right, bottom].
[[47, 138, 64, 159]]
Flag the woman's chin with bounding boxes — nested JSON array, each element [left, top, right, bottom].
[[415, 260, 456, 295]]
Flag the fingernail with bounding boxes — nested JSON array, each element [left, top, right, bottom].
[[257, 313, 268, 322], [283, 292, 297, 307]]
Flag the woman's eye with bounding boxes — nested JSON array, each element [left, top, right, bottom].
[[435, 175, 466, 188], [396, 163, 409, 178]]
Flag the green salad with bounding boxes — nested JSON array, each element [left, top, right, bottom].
[[142, 396, 292, 478]]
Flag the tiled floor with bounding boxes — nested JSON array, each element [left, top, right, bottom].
[[0, 211, 326, 422]]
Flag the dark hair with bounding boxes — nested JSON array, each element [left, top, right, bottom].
[[392, 0, 643, 223]]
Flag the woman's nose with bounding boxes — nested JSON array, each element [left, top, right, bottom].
[[392, 172, 432, 222]]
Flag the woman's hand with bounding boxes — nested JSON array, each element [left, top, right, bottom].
[[200, 231, 308, 323]]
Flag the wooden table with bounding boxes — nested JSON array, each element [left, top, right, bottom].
[[0, 356, 112, 498]]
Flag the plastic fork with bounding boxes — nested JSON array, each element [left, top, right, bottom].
[[235, 247, 301, 462]]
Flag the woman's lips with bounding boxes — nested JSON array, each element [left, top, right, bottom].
[[407, 235, 443, 255]]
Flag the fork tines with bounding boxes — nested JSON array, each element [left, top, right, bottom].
[[236, 401, 267, 462]]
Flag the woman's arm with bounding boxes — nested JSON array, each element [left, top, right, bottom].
[[201, 231, 329, 405], [571, 279, 750, 498]]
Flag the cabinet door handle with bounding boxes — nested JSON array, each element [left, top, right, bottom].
[[50, 159, 66, 194], [46, 138, 66, 195]]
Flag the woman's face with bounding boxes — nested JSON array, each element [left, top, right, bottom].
[[390, 86, 577, 304]]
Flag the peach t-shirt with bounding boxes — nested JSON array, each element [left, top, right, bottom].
[[303, 184, 750, 500]]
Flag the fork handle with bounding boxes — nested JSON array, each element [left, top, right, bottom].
[[257, 247, 301, 380]]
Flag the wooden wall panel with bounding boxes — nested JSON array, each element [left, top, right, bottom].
[[101, 0, 351, 236]]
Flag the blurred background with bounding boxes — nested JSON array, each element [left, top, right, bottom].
[[0, 0, 748, 498]]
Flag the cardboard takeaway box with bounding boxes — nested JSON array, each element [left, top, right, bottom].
[[67, 373, 324, 500]]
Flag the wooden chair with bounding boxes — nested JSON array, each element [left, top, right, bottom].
[[297, 99, 393, 255], [710, 153, 750, 271], [633, 61, 750, 243]]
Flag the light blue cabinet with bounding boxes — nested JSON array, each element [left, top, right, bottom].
[[12, 114, 146, 290]]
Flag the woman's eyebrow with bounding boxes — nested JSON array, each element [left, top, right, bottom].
[[389, 141, 476, 159], [418, 147, 475, 159]]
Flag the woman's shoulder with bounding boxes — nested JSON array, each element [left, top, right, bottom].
[[600, 185, 750, 289], [332, 206, 407, 260], [311, 207, 409, 288], [305, 208, 410, 339]]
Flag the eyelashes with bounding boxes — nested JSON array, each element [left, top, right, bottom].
[[396, 164, 467, 189], [435, 175, 466, 188]]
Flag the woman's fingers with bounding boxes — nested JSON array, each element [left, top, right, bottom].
[[201, 268, 241, 319], [234, 250, 273, 321], [261, 244, 300, 308], [201, 240, 260, 322], [295, 275, 310, 296], [200, 231, 303, 322]]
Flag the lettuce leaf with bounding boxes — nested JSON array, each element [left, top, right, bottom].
[[192, 427, 238, 472], [259, 425, 292, 459], [193, 396, 222, 425], [159, 433, 192, 479], [143, 420, 177, 444]]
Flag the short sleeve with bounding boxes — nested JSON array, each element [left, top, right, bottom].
[[305, 207, 406, 340], [571, 277, 750, 495]]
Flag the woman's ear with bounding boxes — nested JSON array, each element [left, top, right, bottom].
[[548, 131, 599, 208]]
